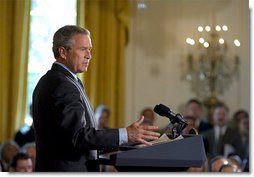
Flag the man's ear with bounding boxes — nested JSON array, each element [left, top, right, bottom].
[[59, 47, 68, 60]]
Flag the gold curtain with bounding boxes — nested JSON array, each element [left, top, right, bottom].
[[0, 0, 31, 142], [77, 0, 130, 128]]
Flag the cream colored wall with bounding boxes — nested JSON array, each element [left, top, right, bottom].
[[125, 0, 250, 128]]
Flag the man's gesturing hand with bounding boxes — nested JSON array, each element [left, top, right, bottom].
[[127, 116, 160, 146]]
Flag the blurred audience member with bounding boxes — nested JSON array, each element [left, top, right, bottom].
[[14, 125, 35, 147], [187, 159, 208, 172], [185, 99, 212, 133], [9, 152, 33, 172], [0, 140, 19, 171], [140, 107, 155, 125], [219, 164, 239, 172], [182, 117, 198, 135], [22, 142, 36, 171], [209, 156, 229, 172], [231, 110, 249, 128], [242, 158, 249, 172], [95, 105, 117, 172], [234, 110, 249, 159], [0, 160, 4, 172], [95, 105, 111, 129], [14, 104, 35, 147], [228, 154, 242, 172], [202, 103, 241, 158]]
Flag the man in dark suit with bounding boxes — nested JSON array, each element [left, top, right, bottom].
[[14, 104, 35, 147], [232, 110, 249, 160], [32, 25, 160, 172], [184, 99, 212, 134], [202, 103, 241, 159]]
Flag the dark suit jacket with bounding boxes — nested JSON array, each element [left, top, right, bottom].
[[32, 63, 119, 172], [14, 125, 35, 147], [202, 126, 242, 159], [197, 120, 212, 134]]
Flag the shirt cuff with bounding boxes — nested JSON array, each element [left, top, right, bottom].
[[119, 128, 128, 145]]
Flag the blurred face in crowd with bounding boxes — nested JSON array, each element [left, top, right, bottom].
[[2, 143, 19, 164], [238, 116, 249, 136], [26, 147, 36, 170], [220, 164, 239, 172], [186, 102, 201, 121], [143, 109, 155, 125], [98, 111, 110, 129], [211, 158, 228, 172], [14, 159, 33, 172], [60, 34, 92, 73], [213, 107, 228, 127]]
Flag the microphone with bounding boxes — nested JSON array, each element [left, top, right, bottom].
[[153, 104, 188, 125]]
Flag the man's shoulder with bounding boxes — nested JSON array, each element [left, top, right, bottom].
[[225, 127, 239, 136], [201, 127, 214, 137], [34, 68, 76, 97], [198, 120, 213, 133], [39, 67, 71, 84]]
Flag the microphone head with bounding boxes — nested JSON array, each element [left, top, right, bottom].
[[153, 104, 171, 117]]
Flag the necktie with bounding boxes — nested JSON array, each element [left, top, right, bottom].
[[218, 127, 223, 142], [216, 128, 224, 154], [77, 78, 84, 88]]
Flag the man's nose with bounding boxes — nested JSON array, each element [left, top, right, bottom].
[[86, 50, 91, 59]]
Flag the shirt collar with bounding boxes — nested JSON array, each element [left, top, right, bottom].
[[54, 61, 78, 80], [215, 125, 227, 135], [195, 119, 200, 128]]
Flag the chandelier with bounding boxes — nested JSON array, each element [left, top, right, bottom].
[[184, 24, 240, 101]]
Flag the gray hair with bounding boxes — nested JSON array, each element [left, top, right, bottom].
[[0, 140, 19, 162], [52, 25, 90, 58]]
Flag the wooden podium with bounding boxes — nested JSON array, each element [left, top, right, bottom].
[[98, 135, 207, 172]]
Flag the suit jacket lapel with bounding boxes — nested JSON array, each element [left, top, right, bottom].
[[51, 63, 97, 129]]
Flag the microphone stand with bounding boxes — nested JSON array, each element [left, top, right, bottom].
[[167, 113, 188, 139]]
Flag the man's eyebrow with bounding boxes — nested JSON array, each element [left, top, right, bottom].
[[80, 46, 91, 48]]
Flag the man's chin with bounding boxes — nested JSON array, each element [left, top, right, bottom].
[[78, 67, 88, 73]]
